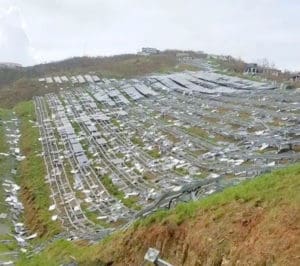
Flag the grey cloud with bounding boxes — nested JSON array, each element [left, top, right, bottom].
[[0, 6, 35, 65], [1, 0, 299, 70]]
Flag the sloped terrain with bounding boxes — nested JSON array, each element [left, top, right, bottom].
[[17, 164, 300, 265], [0, 51, 197, 107], [0, 52, 299, 266]]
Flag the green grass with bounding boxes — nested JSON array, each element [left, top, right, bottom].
[[0, 108, 10, 151], [71, 122, 81, 134], [0, 109, 19, 254], [80, 203, 109, 228], [193, 172, 209, 179], [16, 238, 109, 266], [185, 126, 216, 144], [185, 126, 209, 138], [174, 167, 189, 176], [174, 64, 199, 72], [131, 136, 144, 147], [110, 118, 120, 128], [80, 139, 93, 159], [115, 152, 125, 158], [164, 131, 179, 143], [0, 235, 18, 252], [0, 108, 12, 214], [14, 101, 61, 237], [134, 163, 300, 227], [15, 163, 300, 265], [125, 160, 134, 168], [0, 52, 184, 108], [101, 175, 141, 210], [147, 148, 161, 159], [208, 58, 263, 82]]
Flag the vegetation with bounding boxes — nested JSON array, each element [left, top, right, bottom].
[[110, 118, 120, 128], [131, 136, 144, 147], [0, 67, 27, 89], [135, 163, 300, 227], [209, 56, 300, 88], [0, 78, 62, 108], [14, 101, 61, 237], [185, 126, 216, 144], [174, 167, 189, 176], [16, 163, 300, 265], [115, 152, 125, 158], [0, 236, 18, 262], [147, 148, 161, 159], [71, 122, 81, 134], [184, 126, 234, 144], [142, 170, 157, 181], [80, 203, 109, 228], [0, 110, 12, 214], [0, 51, 198, 108], [1, 51, 298, 264], [101, 175, 141, 210], [185, 126, 209, 139], [208, 57, 246, 75], [193, 173, 207, 179], [164, 131, 179, 143], [0, 109, 19, 255], [0, 108, 10, 151]]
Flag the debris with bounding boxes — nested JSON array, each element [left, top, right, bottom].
[[26, 233, 38, 240], [48, 204, 56, 211], [0, 213, 8, 219]]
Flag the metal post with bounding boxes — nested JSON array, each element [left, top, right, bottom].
[[144, 248, 173, 266]]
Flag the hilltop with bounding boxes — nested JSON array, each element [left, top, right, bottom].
[[1, 50, 299, 108], [0, 50, 199, 107]]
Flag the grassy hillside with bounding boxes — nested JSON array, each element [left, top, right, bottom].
[[0, 109, 12, 215], [29, 53, 177, 77], [0, 79, 64, 108], [17, 163, 300, 265], [209, 56, 300, 88], [0, 51, 198, 108], [14, 101, 61, 238], [0, 109, 20, 260]]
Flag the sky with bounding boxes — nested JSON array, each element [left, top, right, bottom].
[[0, 0, 299, 71]]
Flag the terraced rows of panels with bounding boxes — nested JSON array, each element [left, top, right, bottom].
[[34, 70, 300, 238]]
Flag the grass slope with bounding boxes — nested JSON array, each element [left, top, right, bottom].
[[14, 101, 61, 238], [0, 108, 11, 214], [0, 52, 198, 108], [17, 163, 300, 265], [0, 108, 19, 257]]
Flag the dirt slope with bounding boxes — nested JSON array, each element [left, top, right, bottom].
[[98, 202, 299, 265]]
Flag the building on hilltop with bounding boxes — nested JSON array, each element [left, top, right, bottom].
[[290, 73, 300, 82], [138, 47, 160, 56], [244, 63, 262, 75]]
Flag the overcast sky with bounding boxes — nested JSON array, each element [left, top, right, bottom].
[[0, 0, 299, 70]]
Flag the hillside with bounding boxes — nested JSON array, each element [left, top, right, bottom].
[[0, 50, 299, 266], [17, 164, 300, 266], [0, 51, 198, 108]]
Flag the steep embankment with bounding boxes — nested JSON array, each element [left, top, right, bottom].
[[18, 164, 300, 265]]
